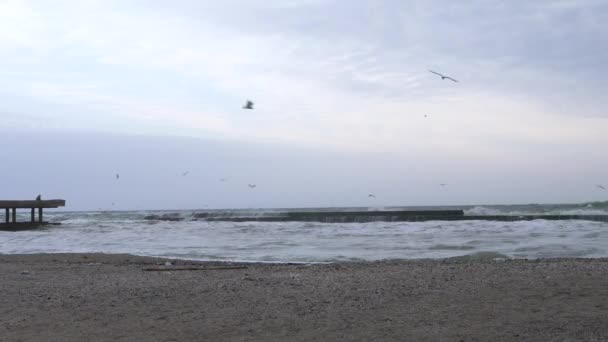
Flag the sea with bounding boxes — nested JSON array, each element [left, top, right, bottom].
[[1, 202, 608, 263]]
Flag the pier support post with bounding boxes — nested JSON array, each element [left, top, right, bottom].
[[38, 208, 43, 223], [31, 208, 35, 222], [12, 208, 16, 223], [4, 208, 8, 223]]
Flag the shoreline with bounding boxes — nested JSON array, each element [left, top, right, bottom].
[[2, 253, 608, 341], [0, 250, 598, 264]]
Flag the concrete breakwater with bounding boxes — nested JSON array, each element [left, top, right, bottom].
[[143, 210, 608, 223]]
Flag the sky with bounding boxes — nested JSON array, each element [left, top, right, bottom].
[[1, 0, 607, 210]]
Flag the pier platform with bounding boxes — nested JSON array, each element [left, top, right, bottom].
[[0, 199, 66, 231]]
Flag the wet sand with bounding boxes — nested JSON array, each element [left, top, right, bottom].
[[1, 253, 607, 342]]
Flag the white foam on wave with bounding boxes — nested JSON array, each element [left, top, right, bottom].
[[464, 206, 503, 215], [557, 209, 608, 215], [464, 205, 608, 216]]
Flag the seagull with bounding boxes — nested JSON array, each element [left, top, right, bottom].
[[248, 184, 257, 189], [439, 183, 448, 187], [182, 171, 189, 176], [219, 178, 228, 182], [428, 69, 458, 82], [368, 194, 376, 198], [243, 100, 254, 109], [35, 194, 41, 201], [597, 185, 606, 190], [116, 173, 120, 180]]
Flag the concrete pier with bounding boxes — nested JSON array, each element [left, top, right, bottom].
[[0, 199, 66, 231]]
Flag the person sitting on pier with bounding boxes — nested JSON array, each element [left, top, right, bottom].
[[36, 194, 41, 201]]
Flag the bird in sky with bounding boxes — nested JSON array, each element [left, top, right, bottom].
[[439, 183, 448, 187], [220, 178, 228, 182], [368, 194, 376, 198], [116, 173, 120, 180], [182, 171, 189, 176], [35, 194, 41, 201], [243, 100, 254, 109], [248, 184, 257, 189], [428, 69, 458, 82], [597, 184, 606, 190]]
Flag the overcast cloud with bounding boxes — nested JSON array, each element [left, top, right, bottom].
[[1, 0, 607, 210]]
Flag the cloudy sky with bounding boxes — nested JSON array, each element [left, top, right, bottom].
[[1, 0, 607, 210]]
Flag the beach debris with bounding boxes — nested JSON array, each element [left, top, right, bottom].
[[243, 100, 254, 109], [164, 261, 174, 266], [20, 270, 30, 275], [143, 266, 248, 271], [248, 184, 257, 189], [428, 69, 458, 82]]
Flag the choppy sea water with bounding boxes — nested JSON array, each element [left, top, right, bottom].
[[1, 203, 608, 263]]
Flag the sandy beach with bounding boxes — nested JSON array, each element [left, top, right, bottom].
[[1, 254, 607, 342]]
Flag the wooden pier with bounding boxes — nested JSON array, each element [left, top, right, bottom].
[[0, 199, 66, 231]]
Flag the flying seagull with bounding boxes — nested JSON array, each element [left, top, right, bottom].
[[243, 100, 254, 109], [248, 184, 257, 189], [428, 69, 458, 82], [182, 171, 189, 176], [219, 178, 228, 182], [116, 173, 120, 180], [439, 183, 448, 187], [597, 184, 606, 190], [35, 194, 41, 201], [368, 194, 376, 198]]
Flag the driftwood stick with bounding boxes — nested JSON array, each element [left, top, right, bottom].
[[142, 266, 248, 271]]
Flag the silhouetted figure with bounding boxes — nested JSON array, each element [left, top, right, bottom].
[[248, 184, 256, 189], [428, 69, 458, 82], [243, 100, 254, 109], [35, 194, 41, 201]]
